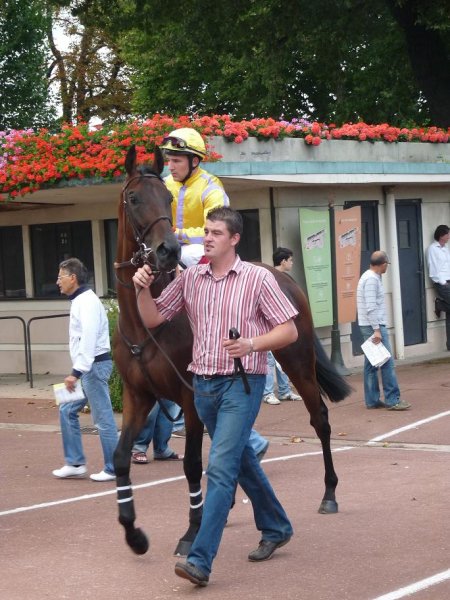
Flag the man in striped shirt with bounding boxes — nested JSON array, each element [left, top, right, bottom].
[[357, 250, 411, 411], [133, 207, 298, 587]]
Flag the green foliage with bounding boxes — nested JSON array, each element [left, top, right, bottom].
[[0, 0, 56, 130], [84, 0, 449, 126], [103, 298, 123, 412]]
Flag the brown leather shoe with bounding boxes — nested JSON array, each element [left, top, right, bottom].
[[175, 561, 209, 586], [248, 537, 291, 562]]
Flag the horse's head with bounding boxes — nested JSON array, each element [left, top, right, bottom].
[[119, 145, 181, 272]]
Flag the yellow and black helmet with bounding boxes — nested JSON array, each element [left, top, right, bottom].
[[160, 128, 206, 160]]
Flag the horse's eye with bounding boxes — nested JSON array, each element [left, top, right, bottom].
[[128, 190, 139, 205]]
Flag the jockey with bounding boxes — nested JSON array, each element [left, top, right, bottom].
[[160, 128, 230, 267]]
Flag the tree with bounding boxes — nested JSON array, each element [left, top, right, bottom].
[[47, 2, 134, 124], [0, 0, 56, 130], [40, 0, 450, 126]]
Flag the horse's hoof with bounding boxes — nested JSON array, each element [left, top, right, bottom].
[[318, 500, 338, 514], [126, 527, 150, 555], [174, 539, 192, 557]]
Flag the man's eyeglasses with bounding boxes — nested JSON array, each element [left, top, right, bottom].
[[57, 274, 73, 281], [162, 136, 188, 149]]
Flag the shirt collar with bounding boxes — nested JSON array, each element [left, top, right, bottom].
[[203, 255, 242, 277], [68, 285, 90, 301]]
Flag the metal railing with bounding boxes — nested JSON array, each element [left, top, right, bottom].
[[26, 314, 70, 388], [0, 316, 29, 381]]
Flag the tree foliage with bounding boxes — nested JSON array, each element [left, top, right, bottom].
[[72, 0, 449, 126], [0, 0, 56, 130]]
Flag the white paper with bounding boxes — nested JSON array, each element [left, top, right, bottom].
[[361, 338, 391, 367], [53, 380, 85, 405]]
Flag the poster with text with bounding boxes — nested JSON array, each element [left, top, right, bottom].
[[299, 208, 333, 327], [335, 205, 361, 323]]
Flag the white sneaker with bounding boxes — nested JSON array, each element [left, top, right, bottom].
[[52, 465, 87, 479], [263, 393, 281, 405], [90, 470, 116, 482], [279, 392, 302, 401]]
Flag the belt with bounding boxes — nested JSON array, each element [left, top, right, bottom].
[[198, 374, 227, 380], [94, 352, 111, 363]]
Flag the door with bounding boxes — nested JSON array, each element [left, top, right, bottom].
[[395, 201, 426, 345], [344, 201, 380, 355]]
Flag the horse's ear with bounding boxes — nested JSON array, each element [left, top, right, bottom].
[[125, 145, 137, 177], [153, 146, 165, 176]]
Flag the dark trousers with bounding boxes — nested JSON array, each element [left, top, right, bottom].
[[434, 282, 450, 350]]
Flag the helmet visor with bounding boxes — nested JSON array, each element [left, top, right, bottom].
[[162, 135, 189, 150]]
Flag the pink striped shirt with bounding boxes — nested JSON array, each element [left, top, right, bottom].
[[155, 256, 298, 375]]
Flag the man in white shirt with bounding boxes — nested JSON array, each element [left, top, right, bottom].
[[427, 224, 450, 350], [52, 258, 118, 481]]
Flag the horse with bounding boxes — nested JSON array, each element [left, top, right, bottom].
[[112, 144, 353, 558]]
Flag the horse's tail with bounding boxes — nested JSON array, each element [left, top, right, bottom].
[[314, 332, 353, 402]]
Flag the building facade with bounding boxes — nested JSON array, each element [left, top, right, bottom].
[[1, 137, 449, 375]]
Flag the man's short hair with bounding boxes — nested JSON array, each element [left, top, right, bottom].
[[59, 258, 88, 284], [206, 207, 243, 236], [434, 224, 450, 241], [273, 247, 293, 267]]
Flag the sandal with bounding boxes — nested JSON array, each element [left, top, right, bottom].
[[132, 451, 149, 464], [154, 452, 183, 461]]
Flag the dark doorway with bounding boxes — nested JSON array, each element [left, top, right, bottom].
[[395, 200, 426, 345], [344, 201, 380, 355]]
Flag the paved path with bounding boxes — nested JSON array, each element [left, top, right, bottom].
[[0, 357, 449, 599]]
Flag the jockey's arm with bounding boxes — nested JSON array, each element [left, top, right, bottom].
[[132, 265, 166, 328]]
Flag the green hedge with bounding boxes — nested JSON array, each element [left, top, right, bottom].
[[103, 298, 123, 413]]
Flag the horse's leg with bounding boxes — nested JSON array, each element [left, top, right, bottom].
[[114, 385, 154, 554], [174, 391, 204, 556], [278, 347, 339, 515]]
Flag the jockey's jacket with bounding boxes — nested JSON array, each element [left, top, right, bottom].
[[165, 167, 230, 246]]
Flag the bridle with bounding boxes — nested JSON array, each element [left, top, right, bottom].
[[114, 173, 175, 280], [114, 172, 194, 405]]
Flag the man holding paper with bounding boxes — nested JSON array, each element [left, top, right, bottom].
[[52, 258, 118, 481], [356, 251, 411, 411]]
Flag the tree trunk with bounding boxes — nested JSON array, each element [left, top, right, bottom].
[[386, 0, 450, 126]]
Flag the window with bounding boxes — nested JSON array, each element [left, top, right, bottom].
[[237, 209, 261, 262], [0, 226, 26, 298], [30, 221, 94, 297]]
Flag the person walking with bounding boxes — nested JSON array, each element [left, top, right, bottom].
[[356, 251, 411, 411], [131, 399, 182, 463], [427, 224, 450, 350], [52, 258, 118, 481], [263, 247, 302, 405], [133, 207, 298, 586]]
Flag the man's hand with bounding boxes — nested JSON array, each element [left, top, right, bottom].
[[223, 337, 253, 358], [372, 329, 382, 344], [132, 264, 155, 290], [64, 374, 78, 392]]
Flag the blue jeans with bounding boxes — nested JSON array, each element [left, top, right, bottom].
[[263, 351, 291, 397], [359, 325, 401, 408], [132, 399, 179, 458], [188, 374, 293, 576], [59, 360, 118, 475]]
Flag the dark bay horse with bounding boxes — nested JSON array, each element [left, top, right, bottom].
[[112, 144, 353, 557]]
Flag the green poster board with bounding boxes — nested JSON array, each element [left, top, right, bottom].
[[299, 208, 333, 327]]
